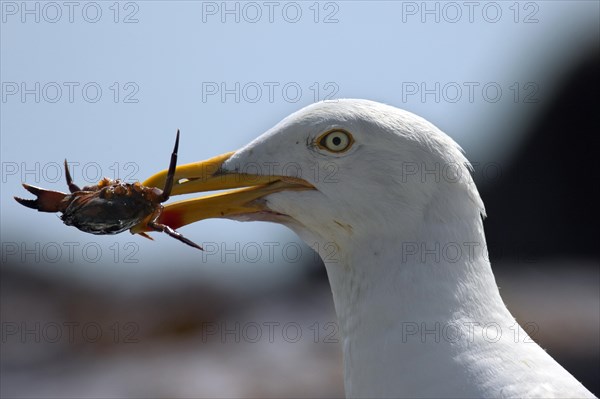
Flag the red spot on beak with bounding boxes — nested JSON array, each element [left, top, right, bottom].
[[159, 209, 184, 230]]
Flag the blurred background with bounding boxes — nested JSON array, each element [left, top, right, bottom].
[[1, 1, 598, 397]]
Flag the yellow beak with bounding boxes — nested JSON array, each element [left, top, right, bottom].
[[130, 151, 314, 234]]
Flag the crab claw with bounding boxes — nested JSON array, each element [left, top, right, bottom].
[[14, 183, 69, 213]]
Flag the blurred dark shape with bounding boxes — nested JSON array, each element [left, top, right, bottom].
[[0, 260, 344, 398], [480, 49, 600, 261], [478, 47, 600, 396], [0, 262, 230, 369]]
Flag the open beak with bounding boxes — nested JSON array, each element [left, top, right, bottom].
[[130, 151, 314, 234]]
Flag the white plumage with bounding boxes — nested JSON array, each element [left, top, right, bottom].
[[217, 99, 594, 398]]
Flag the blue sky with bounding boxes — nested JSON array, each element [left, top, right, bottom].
[[1, 1, 598, 286]]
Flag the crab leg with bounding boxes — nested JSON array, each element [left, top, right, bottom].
[[64, 159, 81, 193], [147, 220, 203, 250], [160, 129, 180, 202]]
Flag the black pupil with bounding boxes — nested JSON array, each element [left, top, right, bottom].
[[332, 136, 342, 146]]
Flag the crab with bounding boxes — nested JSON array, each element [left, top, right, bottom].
[[14, 130, 202, 250]]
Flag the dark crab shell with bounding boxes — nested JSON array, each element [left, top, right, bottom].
[[16, 178, 165, 235], [60, 182, 164, 235]]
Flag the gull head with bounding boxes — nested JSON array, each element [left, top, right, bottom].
[[138, 99, 486, 259], [222, 99, 483, 246]]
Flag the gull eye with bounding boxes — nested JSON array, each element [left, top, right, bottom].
[[317, 130, 354, 153]]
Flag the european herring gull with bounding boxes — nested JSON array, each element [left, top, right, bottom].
[[138, 99, 594, 398]]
